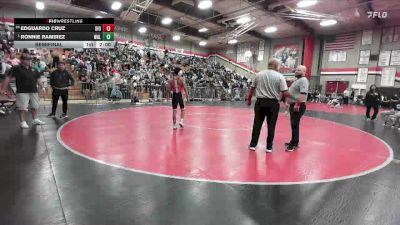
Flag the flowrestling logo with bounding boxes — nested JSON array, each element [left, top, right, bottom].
[[367, 11, 388, 19]]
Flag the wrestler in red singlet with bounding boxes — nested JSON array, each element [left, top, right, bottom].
[[167, 67, 189, 129]]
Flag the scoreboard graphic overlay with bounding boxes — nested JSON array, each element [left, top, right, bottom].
[[14, 18, 115, 49]]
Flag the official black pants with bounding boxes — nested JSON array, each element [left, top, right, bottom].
[[250, 98, 280, 148], [366, 105, 379, 119], [289, 103, 306, 146], [52, 89, 68, 114]]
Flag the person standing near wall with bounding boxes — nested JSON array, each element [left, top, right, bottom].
[[47, 62, 75, 118], [247, 58, 292, 153], [364, 85, 381, 121], [343, 88, 350, 105], [50, 50, 60, 68], [350, 89, 355, 104], [314, 90, 321, 103], [285, 65, 309, 152]]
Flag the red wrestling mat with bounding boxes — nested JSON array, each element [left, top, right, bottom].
[[58, 106, 392, 185]]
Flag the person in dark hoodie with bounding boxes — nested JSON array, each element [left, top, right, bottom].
[[47, 61, 75, 118], [364, 85, 381, 121]]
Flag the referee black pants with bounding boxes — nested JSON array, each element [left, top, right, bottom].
[[52, 89, 69, 114], [250, 98, 280, 148], [289, 103, 306, 146]]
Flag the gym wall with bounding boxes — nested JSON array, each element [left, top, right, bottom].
[[319, 28, 400, 94], [113, 23, 209, 56], [213, 36, 304, 76], [215, 29, 400, 94]]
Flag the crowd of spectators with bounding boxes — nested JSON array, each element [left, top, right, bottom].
[[66, 43, 251, 101]]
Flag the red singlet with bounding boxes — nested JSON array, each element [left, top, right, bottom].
[[169, 77, 185, 93]]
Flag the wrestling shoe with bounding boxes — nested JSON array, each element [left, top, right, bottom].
[[179, 119, 184, 128]]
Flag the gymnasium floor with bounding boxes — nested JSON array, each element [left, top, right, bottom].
[[1, 102, 400, 225]]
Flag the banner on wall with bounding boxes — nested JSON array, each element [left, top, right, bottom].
[[143, 36, 159, 48], [378, 50, 391, 66], [361, 30, 373, 45], [382, 27, 394, 43], [258, 40, 264, 61], [237, 43, 251, 63], [143, 30, 163, 48], [381, 67, 396, 86], [226, 45, 235, 54], [259, 40, 265, 51], [328, 51, 346, 62], [328, 51, 337, 61], [357, 68, 368, 83], [394, 26, 400, 42], [337, 51, 347, 61], [359, 50, 370, 64], [390, 50, 400, 65], [175, 48, 184, 54], [352, 83, 367, 90], [272, 44, 299, 74]]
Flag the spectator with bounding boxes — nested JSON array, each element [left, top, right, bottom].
[[48, 62, 75, 118], [350, 89, 355, 104], [50, 50, 60, 68], [343, 88, 351, 105], [364, 85, 381, 121], [0, 54, 46, 128], [381, 94, 400, 126], [110, 85, 122, 102], [313, 90, 321, 103]]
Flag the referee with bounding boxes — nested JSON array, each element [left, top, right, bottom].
[[247, 58, 291, 153], [285, 65, 309, 152]]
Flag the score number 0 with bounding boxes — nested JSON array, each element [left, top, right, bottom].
[[102, 24, 114, 32]]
